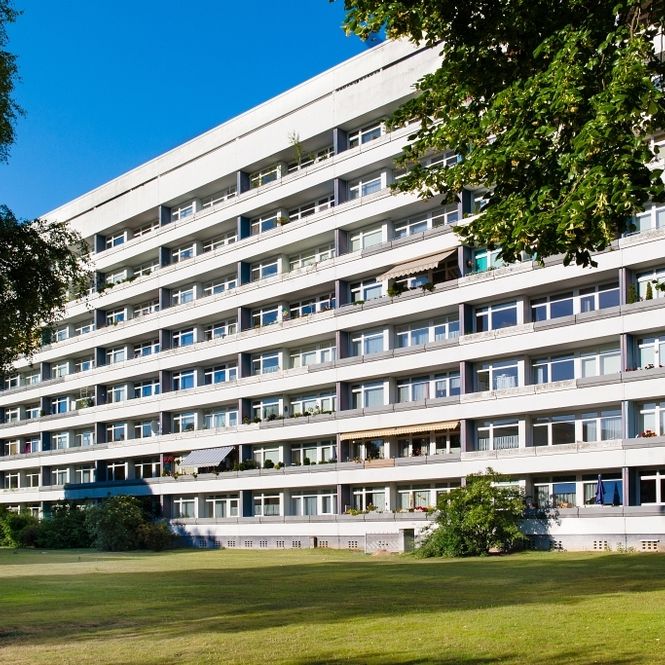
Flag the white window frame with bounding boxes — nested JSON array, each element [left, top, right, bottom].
[[203, 275, 237, 296], [351, 382, 386, 409]]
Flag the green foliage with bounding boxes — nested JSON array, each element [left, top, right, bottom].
[[0, 1, 20, 163], [627, 282, 639, 304], [645, 280, 654, 300], [137, 521, 175, 552], [417, 468, 527, 557], [0, 507, 38, 547], [0, 206, 90, 372], [342, 0, 665, 268], [85, 496, 146, 551], [34, 503, 92, 549]]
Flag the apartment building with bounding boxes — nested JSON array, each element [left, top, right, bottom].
[[1, 39, 665, 552]]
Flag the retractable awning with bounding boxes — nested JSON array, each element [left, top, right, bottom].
[[181, 446, 234, 467], [340, 421, 459, 441], [378, 249, 457, 282]]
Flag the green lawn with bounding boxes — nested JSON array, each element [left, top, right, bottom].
[[0, 549, 664, 665]]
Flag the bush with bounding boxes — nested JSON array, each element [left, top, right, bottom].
[[85, 496, 145, 551], [137, 521, 175, 551], [36, 503, 92, 548], [417, 468, 527, 558], [0, 508, 38, 547], [17, 523, 40, 547]]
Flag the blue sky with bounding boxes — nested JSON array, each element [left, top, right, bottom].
[[0, 1, 370, 219]]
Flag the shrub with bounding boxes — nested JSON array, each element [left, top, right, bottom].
[[263, 459, 275, 469], [0, 508, 38, 547], [36, 503, 92, 548], [85, 496, 145, 551], [17, 523, 40, 547], [417, 468, 527, 558], [137, 521, 175, 551]]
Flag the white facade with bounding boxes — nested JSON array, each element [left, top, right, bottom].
[[2, 39, 665, 552]]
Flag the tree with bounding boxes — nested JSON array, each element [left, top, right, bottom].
[[85, 496, 146, 551], [0, 3, 89, 373], [341, 1, 665, 268], [417, 469, 527, 557]]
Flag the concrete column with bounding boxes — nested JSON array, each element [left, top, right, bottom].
[[236, 171, 250, 194], [332, 127, 348, 154], [158, 205, 171, 226]]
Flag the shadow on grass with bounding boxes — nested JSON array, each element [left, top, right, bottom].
[[0, 552, 662, 663]]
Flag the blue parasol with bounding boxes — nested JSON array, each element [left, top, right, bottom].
[[595, 474, 605, 505]]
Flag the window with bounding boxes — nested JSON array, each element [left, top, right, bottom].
[[134, 458, 161, 479], [636, 267, 665, 300], [133, 220, 158, 237], [24, 437, 40, 454], [350, 278, 383, 302], [105, 308, 126, 326], [205, 494, 239, 518], [351, 382, 386, 409], [287, 196, 334, 222], [289, 343, 335, 368], [134, 339, 160, 358], [25, 405, 39, 420], [393, 207, 459, 239], [532, 354, 575, 383], [631, 204, 665, 233], [203, 275, 237, 296], [203, 409, 238, 430], [580, 347, 621, 377], [287, 146, 334, 172], [5, 407, 20, 423], [202, 319, 237, 341], [173, 412, 196, 433], [106, 422, 127, 442], [638, 334, 665, 368], [76, 431, 95, 447], [75, 467, 95, 484], [396, 487, 437, 511], [251, 398, 281, 421], [51, 468, 69, 486], [74, 320, 95, 336], [106, 346, 127, 364], [252, 305, 280, 327], [108, 384, 128, 403], [580, 409, 622, 441], [348, 121, 383, 148], [348, 173, 383, 200], [352, 486, 386, 511], [531, 292, 574, 321], [476, 359, 519, 391], [52, 396, 69, 414], [349, 225, 383, 251], [3, 472, 19, 489], [204, 365, 238, 385], [133, 379, 160, 399], [134, 300, 160, 318], [640, 401, 665, 436], [133, 259, 159, 279], [54, 326, 69, 342], [291, 440, 336, 464], [202, 231, 237, 252], [201, 186, 237, 209], [251, 213, 279, 235], [289, 244, 335, 271], [579, 283, 620, 312], [51, 361, 70, 379], [3, 440, 19, 456], [582, 473, 622, 506], [639, 469, 665, 504], [350, 330, 385, 356], [252, 445, 280, 466], [473, 247, 505, 272], [105, 230, 126, 249], [253, 493, 280, 516], [171, 285, 195, 305], [476, 420, 519, 451], [249, 164, 281, 189], [134, 420, 157, 439], [250, 258, 279, 281], [291, 490, 337, 516], [534, 477, 577, 508], [173, 370, 195, 391], [25, 471, 40, 487], [252, 352, 281, 375], [290, 393, 336, 416], [475, 301, 518, 332], [74, 357, 94, 373], [4, 374, 19, 390], [173, 496, 196, 518], [396, 318, 460, 347], [533, 414, 576, 446], [171, 243, 196, 263], [25, 372, 41, 386], [105, 269, 128, 286], [52, 432, 70, 450], [172, 327, 195, 348], [397, 373, 461, 402], [288, 294, 335, 318], [171, 201, 195, 222]]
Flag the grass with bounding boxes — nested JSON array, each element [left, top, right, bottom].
[[0, 549, 664, 664]]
